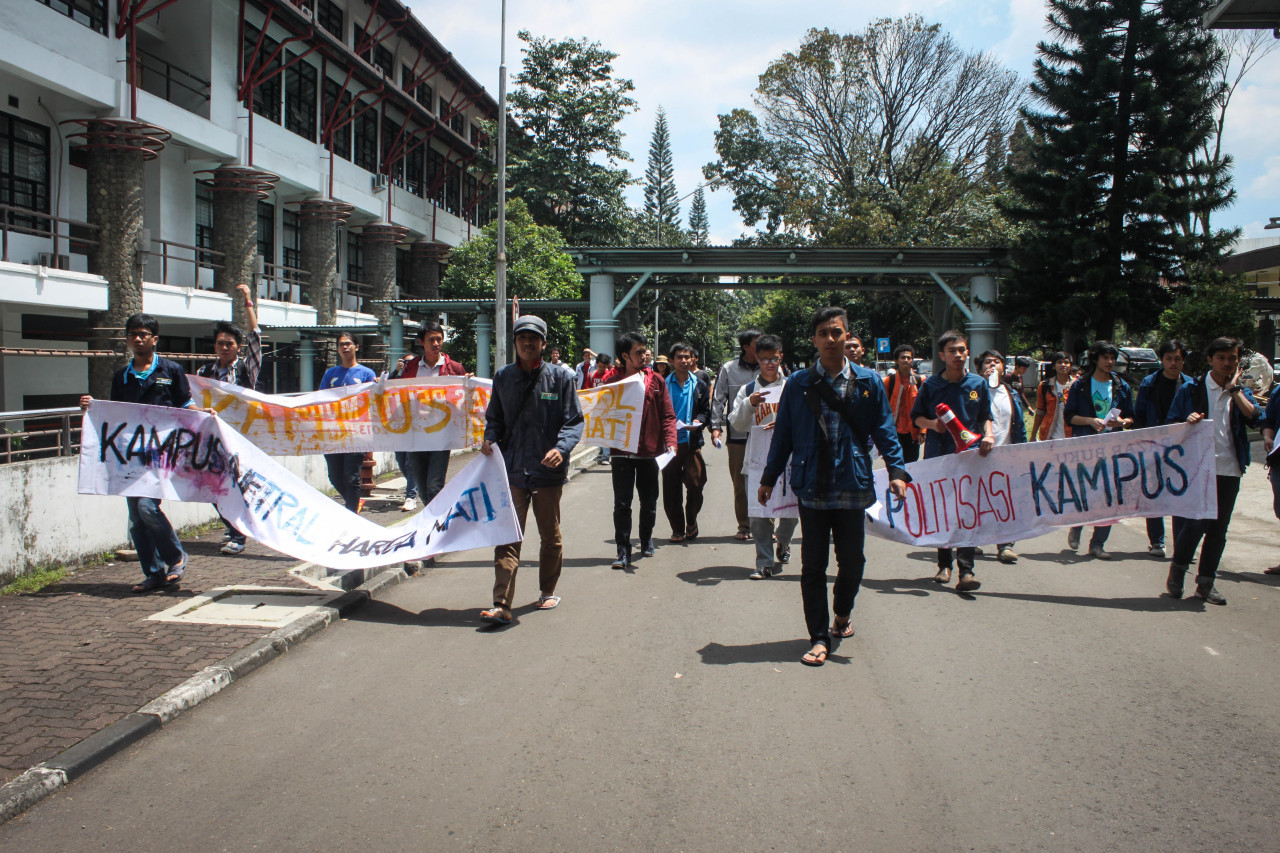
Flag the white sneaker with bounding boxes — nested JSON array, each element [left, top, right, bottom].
[[401, 496, 418, 512], [1147, 544, 1166, 558]]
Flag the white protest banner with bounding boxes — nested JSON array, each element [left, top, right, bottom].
[[864, 421, 1217, 547], [577, 373, 644, 452], [79, 401, 522, 570], [190, 374, 473, 455], [746, 424, 798, 518]]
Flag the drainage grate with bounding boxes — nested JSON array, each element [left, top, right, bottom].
[[148, 586, 344, 628]]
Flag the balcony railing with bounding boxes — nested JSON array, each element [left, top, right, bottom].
[[149, 238, 225, 287], [0, 407, 82, 464], [340, 278, 380, 313], [260, 262, 311, 305], [0, 203, 98, 266], [137, 47, 211, 116]]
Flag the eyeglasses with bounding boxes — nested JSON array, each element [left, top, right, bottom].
[[126, 330, 155, 340], [759, 357, 782, 365]]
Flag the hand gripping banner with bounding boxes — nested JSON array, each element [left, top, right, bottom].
[[79, 401, 522, 570], [864, 421, 1218, 548]]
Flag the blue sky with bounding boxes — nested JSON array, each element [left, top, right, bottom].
[[412, 0, 1280, 245]]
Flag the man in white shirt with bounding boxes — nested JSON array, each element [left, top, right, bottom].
[[575, 347, 595, 389], [1164, 337, 1260, 605]]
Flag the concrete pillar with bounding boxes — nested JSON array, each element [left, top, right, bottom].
[[210, 166, 275, 331], [475, 312, 493, 379], [967, 275, 1000, 366], [298, 336, 315, 392], [82, 122, 150, 398], [360, 222, 406, 323], [389, 312, 404, 365], [409, 240, 445, 298], [587, 273, 619, 357], [296, 198, 352, 329]]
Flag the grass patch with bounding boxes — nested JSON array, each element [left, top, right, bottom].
[[2, 566, 69, 596]]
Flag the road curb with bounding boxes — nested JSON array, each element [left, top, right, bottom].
[[0, 566, 408, 825]]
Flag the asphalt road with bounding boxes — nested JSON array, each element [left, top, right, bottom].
[[2, 460, 1278, 852]]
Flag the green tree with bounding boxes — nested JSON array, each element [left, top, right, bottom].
[[703, 18, 1023, 245], [1157, 269, 1257, 371], [506, 31, 637, 246], [1001, 0, 1237, 348], [742, 288, 932, 367], [643, 107, 681, 244], [688, 188, 709, 246], [440, 198, 582, 374]]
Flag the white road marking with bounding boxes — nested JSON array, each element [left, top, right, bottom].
[[1204, 646, 1220, 656]]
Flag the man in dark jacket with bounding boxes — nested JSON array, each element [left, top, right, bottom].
[[760, 307, 909, 667], [1133, 339, 1192, 557], [663, 342, 712, 542], [478, 315, 584, 624], [602, 331, 678, 569], [1164, 336, 1260, 605]]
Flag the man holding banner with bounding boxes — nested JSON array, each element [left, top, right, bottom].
[[759, 308, 909, 667], [479, 316, 583, 624], [392, 321, 468, 516], [912, 330, 995, 590], [1264, 393, 1280, 576]]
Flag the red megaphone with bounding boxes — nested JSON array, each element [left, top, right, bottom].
[[935, 403, 980, 452]]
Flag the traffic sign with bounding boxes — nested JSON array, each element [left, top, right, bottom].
[[876, 337, 891, 355]]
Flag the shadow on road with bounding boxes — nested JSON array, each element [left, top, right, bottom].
[[697, 639, 851, 666], [970, 590, 1195, 612], [33, 581, 195, 601], [676, 565, 799, 585], [1217, 569, 1280, 589]]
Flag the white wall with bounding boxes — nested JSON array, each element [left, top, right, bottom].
[[1, 450, 397, 583]]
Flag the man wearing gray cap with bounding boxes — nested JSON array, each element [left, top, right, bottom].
[[479, 315, 585, 625]]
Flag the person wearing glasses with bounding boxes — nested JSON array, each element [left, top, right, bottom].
[[80, 313, 202, 593], [320, 332, 377, 513], [195, 284, 261, 554]]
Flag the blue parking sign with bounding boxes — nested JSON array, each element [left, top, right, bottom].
[[876, 337, 891, 355]]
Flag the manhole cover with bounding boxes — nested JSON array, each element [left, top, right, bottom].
[[148, 586, 343, 628]]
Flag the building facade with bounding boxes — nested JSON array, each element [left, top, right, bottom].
[[0, 0, 496, 410]]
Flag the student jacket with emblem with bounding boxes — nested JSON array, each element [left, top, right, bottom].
[[761, 363, 909, 508], [110, 357, 192, 408], [484, 360, 585, 489]]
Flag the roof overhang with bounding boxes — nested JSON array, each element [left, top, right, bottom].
[[1203, 0, 1280, 29]]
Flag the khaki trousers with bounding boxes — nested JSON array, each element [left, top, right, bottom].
[[492, 485, 563, 610], [726, 441, 749, 534]]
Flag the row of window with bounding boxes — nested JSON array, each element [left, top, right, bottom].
[[32, 0, 107, 35]]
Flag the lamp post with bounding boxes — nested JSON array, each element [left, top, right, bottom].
[[494, 0, 509, 370]]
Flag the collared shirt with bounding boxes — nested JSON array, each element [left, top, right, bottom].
[[1205, 373, 1239, 478], [807, 357, 861, 510], [990, 379, 1014, 446], [125, 353, 160, 384], [1049, 379, 1070, 439], [419, 356, 442, 378], [113, 354, 194, 408], [912, 370, 992, 458], [666, 372, 698, 445]]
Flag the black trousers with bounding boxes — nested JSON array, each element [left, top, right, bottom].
[[611, 456, 660, 550], [1172, 475, 1241, 584], [897, 433, 920, 464], [798, 504, 866, 646], [937, 546, 975, 572]]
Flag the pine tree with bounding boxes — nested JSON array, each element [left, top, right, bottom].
[[688, 187, 709, 246], [643, 107, 680, 244], [1001, 0, 1236, 348]]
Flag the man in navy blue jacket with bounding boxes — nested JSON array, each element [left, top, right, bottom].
[[759, 307, 909, 666], [1133, 340, 1192, 557], [479, 315, 584, 624], [1164, 337, 1260, 605], [1063, 340, 1135, 559]]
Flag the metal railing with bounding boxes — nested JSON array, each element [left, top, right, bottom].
[[340, 278, 379, 313], [260, 262, 311, 304], [0, 407, 82, 464], [0, 203, 98, 265], [137, 47, 211, 114], [150, 237, 224, 287]]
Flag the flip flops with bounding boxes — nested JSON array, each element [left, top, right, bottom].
[[131, 575, 167, 594], [537, 595, 561, 610], [164, 554, 187, 586], [801, 644, 828, 667], [832, 618, 854, 639], [479, 608, 512, 625]]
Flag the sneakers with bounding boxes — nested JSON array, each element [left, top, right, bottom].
[[1089, 546, 1112, 560], [641, 539, 656, 557], [220, 541, 245, 555], [776, 546, 791, 564], [1147, 544, 1166, 558], [956, 572, 981, 591], [611, 547, 630, 570], [401, 496, 419, 512], [1166, 564, 1187, 599], [1195, 583, 1226, 605], [997, 547, 1018, 564], [1067, 528, 1081, 551], [221, 531, 233, 542], [749, 567, 775, 580]]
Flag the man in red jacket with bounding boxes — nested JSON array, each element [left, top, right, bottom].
[[392, 320, 467, 516], [602, 330, 677, 569]]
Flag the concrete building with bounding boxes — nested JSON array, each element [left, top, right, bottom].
[[0, 0, 497, 411]]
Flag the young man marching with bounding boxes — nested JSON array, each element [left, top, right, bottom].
[[711, 329, 762, 540], [730, 334, 796, 579], [391, 321, 467, 514], [663, 342, 711, 543], [1031, 351, 1074, 442], [1063, 341, 1134, 559], [195, 283, 261, 554], [911, 330, 996, 590], [80, 314, 201, 593], [479, 316, 583, 624], [1133, 340, 1192, 557], [603, 331, 677, 569], [760, 308, 909, 667], [884, 343, 925, 464], [1163, 337, 1260, 605]]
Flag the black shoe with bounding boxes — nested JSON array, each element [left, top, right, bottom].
[[1166, 564, 1187, 599], [1195, 583, 1226, 605], [641, 539, 656, 557], [611, 547, 630, 570], [776, 546, 790, 564]]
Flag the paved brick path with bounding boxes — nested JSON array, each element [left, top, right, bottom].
[[0, 475, 426, 786]]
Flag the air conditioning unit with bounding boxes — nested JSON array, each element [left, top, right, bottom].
[[37, 252, 70, 270], [371, 173, 388, 192]]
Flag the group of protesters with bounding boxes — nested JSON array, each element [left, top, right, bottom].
[[80, 301, 1279, 667]]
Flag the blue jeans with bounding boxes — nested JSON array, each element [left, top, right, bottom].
[[1069, 525, 1111, 548], [395, 451, 417, 499], [325, 452, 364, 513], [127, 496, 185, 579], [409, 450, 450, 506], [1145, 516, 1185, 550]]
